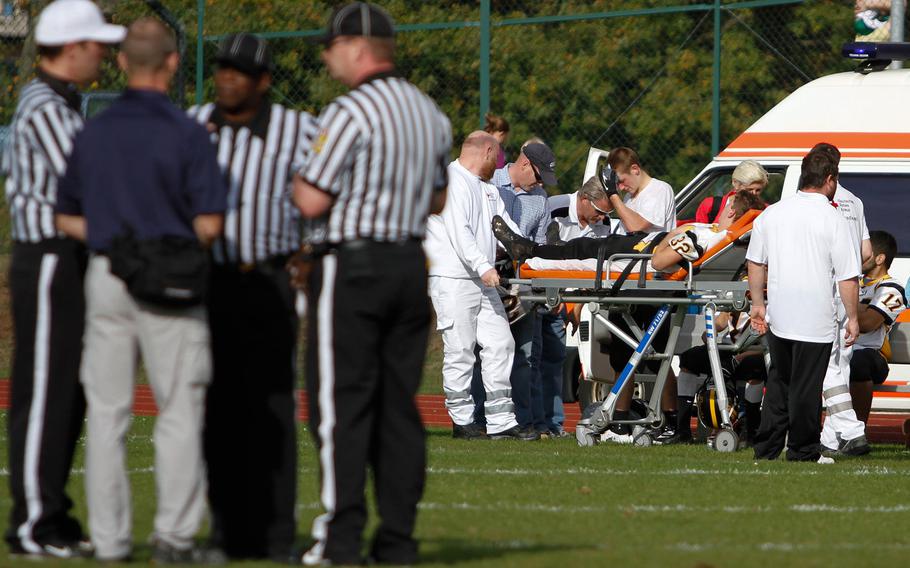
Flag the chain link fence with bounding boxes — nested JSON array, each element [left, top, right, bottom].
[[0, 0, 904, 194]]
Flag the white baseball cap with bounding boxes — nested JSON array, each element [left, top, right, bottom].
[[35, 0, 127, 46]]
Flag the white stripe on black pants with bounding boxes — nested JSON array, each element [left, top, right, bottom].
[[753, 332, 832, 462], [5, 238, 87, 551], [304, 241, 429, 566]]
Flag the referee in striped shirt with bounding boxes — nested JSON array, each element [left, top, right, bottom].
[[188, 33, 316, 562], [1, 1, 124, 558], [292, 3, 452, 565]]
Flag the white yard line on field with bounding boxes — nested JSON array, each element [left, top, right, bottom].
[[423, 465, 910, 477], [295, 500, 910, 515], [671, 541, 910, 553]]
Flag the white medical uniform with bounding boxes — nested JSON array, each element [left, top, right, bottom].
[[424, 160, 520, 433], [821, 184, 870, 449]]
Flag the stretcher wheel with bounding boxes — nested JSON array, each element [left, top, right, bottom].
[[575, 426, 598, 447], [632, 426, 653, 447], [714, 429, 739, 453]]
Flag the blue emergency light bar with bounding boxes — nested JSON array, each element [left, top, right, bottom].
[[842, 42, 910, 61]]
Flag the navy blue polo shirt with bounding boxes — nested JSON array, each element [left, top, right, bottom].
[[56, 89, 227, 252]]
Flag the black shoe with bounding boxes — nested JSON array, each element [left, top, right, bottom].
[[651, 424, 684, 445], [489, 425, 540, 441], [151, 540, 227, 565], [492, 215, 536, 261], [8, 537, 94, 560], [545, 221, 564, 245], [548, 428, 570, 438], [452, 423, 488, 440], [838, 435, 871, 457]]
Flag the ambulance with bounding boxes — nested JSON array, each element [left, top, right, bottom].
[[581, 42, 910, 412]]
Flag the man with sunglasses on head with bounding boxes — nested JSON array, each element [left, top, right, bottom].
[[2, 0, 124, 558], [491, 142, 558, 436]]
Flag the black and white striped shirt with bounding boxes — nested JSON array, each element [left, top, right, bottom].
[[2, 73, 83, 242], [299, 71, 452, 244], [188, 102, 318, 265]]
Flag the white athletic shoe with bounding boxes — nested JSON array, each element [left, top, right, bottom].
[[600, 429, 633, 444], [817, 455, 835, 465]]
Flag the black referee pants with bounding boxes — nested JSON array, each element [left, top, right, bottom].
[[5, 239, 87, 550], [306, 241, 429, 565], [753, 332, 831, 462], [203, 259, 298, 559]]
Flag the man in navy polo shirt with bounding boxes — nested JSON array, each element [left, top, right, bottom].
[[54, 18, 226, 563]]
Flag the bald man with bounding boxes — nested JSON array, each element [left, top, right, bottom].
[[424, 132, 538, 440], [56, 18, 226, 562]]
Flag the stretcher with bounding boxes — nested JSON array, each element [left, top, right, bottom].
[[503, 210, 762, 451]]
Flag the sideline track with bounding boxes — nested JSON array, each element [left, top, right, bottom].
[[0, 379, 906, 443]]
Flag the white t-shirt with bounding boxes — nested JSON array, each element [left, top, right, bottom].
[[615, 177, 676, 235], [548, 191, 614, 241], [856, 275, 907, 350], [745, 190, 862, 343], [833, 184, 870, 249]]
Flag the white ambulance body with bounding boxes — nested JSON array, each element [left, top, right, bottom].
[[582, 66, 910, 411], [679, 67, 910, 412]]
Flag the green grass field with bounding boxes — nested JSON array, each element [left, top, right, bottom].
[[3, 413, 910, 567]]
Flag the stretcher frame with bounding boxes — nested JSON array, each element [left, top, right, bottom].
[[504, 222, 761, 451]]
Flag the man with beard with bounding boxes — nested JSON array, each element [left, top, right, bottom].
[[424, 131, 536, 440], [188, 33, 317, 562]]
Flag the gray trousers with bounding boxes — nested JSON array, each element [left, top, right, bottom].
[[81, 256, 211, 560]]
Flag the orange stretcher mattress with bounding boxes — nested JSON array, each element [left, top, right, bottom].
[[518, 209, 761, 282]]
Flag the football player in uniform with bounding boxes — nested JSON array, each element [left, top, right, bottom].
[[848, 230, 907, 423], [493, 190, 764, 271]]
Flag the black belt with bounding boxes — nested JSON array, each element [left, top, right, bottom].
[[217, 254, 291, 274], [316, 238, 422, 255]]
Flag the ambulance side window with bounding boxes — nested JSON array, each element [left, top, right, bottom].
[[838, 173, 910, 255], [675, 167, 786, 224]]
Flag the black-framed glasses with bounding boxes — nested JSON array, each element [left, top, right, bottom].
[[531, 164, 543, 185]]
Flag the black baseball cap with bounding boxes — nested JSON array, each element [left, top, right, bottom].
[[523, 143, 558, 186], [311, 2, 395, 45], [216, 33, 272, 76]]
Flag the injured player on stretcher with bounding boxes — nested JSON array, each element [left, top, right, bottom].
[[492, 190, 765, 271]]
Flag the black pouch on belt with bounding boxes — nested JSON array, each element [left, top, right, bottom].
[[107, 230, 209, 307]]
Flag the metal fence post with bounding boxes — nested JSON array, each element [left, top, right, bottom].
[[711, 0, 721, 156], [891, 0, 905, 70], [196, 0, 205, 106], [479, 0, 491, 128]]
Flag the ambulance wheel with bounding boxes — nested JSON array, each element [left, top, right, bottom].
[[714, 429, 739, 453]]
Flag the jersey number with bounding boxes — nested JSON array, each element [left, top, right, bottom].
[[881, 293, 903, 312], [669, 234, 692, 255]]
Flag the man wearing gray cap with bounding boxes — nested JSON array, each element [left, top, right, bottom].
[[2, 0, 124, 558], [490, 142, 558, 436]]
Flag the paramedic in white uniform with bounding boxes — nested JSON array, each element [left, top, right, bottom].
[[812, 143, 874, 455], [424, 131, 535, 441], [747, 148, 861, 463]]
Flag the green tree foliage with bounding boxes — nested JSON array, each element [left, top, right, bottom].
[[2, 0, 859, 192]]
